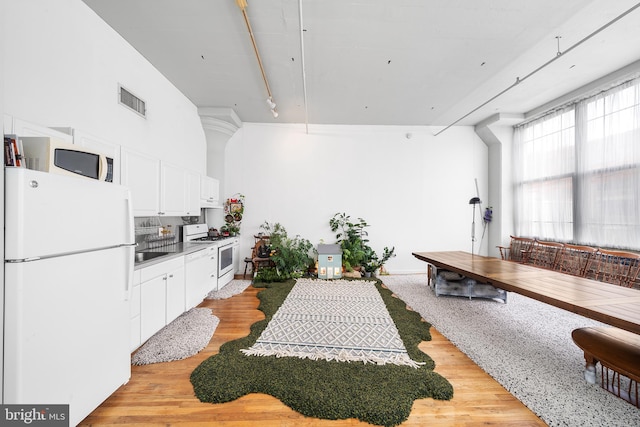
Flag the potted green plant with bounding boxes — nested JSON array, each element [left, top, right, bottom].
[[258, 221, 314, 281], [363, 246, 396, 277], [226, 222, 240, 236], [329, 213, 369, 272]]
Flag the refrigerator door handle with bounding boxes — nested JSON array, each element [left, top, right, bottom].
[[6, 244, 135, 263], [125, 190, 135, 244], [123, 243, 136, 301], [6, 257, 41, 263], [124, 191, 135, 300]]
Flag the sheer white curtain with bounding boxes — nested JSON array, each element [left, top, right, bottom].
[[576, 80, 640, 248], [514, 79, 640, 250], [514, 107, 575, 240]]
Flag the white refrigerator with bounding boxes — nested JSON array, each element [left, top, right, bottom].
[[3, 168, 136, 425]]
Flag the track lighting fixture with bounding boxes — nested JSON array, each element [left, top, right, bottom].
[[266, 97, 278, 118], [236, 0, 279, 119]]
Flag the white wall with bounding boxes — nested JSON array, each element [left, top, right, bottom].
[[224, 123, 489, 274], [2, 0, 206, 171]]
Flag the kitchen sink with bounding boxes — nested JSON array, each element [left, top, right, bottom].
[[135, 251, 169, 263]]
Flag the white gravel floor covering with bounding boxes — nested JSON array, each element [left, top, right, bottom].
[[132, 308, 219, 365], [381, 274, 640, 427], [206, 279, 252, 300]]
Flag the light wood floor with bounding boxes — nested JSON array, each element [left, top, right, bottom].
[[80, 283, 546, 426]]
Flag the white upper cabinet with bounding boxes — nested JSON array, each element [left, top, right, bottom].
[[121, 148, 161, 216], [121, 147, 201, 217], [4, 114, 14, 133], [200, 175, 220, 208], [160, 162, 186, 216], [73, 130, 121, 184], [186, 170, 201, 216], [11, 118, 74, 143]]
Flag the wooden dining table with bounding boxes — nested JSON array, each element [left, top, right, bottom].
[[412, 251, 640, 335]]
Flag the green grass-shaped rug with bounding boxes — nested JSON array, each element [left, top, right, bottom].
[[190, 279, 453, 427]]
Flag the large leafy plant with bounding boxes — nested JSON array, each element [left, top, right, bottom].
[[330, 213, 396, 274], [259, 222, 314, 281], [329, 213, 371, 271], [363, 246, 396, 273]]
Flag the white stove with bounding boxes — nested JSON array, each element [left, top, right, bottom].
[[182, 223, 227, 243], [182, 224, 239, 290]]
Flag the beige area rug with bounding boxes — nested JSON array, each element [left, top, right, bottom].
[[241, 278, 422, 367]]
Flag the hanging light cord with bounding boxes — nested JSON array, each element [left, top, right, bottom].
[[236, 0, 274, 101], [434, 2, 640, 136], [299, 0, 309, 133]]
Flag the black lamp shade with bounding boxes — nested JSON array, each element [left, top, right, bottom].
[[469, 197, 481, 204]]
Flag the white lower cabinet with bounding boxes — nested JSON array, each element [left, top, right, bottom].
[[184, 246, 217, 310], [205, 245, 218, 294], [140, 274, 166, 344], [165, 263, 186, 324], [130, 269, 142, 352], [137, 256, 185, 347]]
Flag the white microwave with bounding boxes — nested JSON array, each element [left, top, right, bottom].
[[20, 136, 114, 182]]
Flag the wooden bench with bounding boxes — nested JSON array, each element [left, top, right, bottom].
[[555, 243, 597, 277], [590, 248, 640, 288], [498, 236, 640, 288], [528, 239, 564, 270], [572, 326, 640, 407], [497, 235, 535, 263]]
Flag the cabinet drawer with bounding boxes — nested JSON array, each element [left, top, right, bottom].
[[140, 256, 184, 282]]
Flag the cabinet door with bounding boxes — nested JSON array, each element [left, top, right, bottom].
[[4, 114, 13, 133], [12, 118, 73, 143], [165, 265, 185, 324], [160, 162, 186, 216], [130, 270, 142, 351], [232, 241, 240, 274], [121, 148, 161, 216], [205, 246, 218, 294], [200, 175, 220, 207], [74, 130, 121, 184], [140, 275, 166, 343], [185, 170, 201, 216]]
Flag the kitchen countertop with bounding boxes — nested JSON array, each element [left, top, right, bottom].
[[134, 242, 217, 270]]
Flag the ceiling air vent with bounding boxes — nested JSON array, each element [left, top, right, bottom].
[[118, 85, 146, 117]]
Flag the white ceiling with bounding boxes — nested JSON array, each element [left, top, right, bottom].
[[82, 0, 640, 127]]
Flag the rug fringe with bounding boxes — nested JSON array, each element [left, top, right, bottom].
[[240, 348, 425, 369]]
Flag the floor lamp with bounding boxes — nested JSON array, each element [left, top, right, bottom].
[[469, 197, 482, 255]]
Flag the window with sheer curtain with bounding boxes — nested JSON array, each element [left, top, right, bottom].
[[514, 79, 640, 250]]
